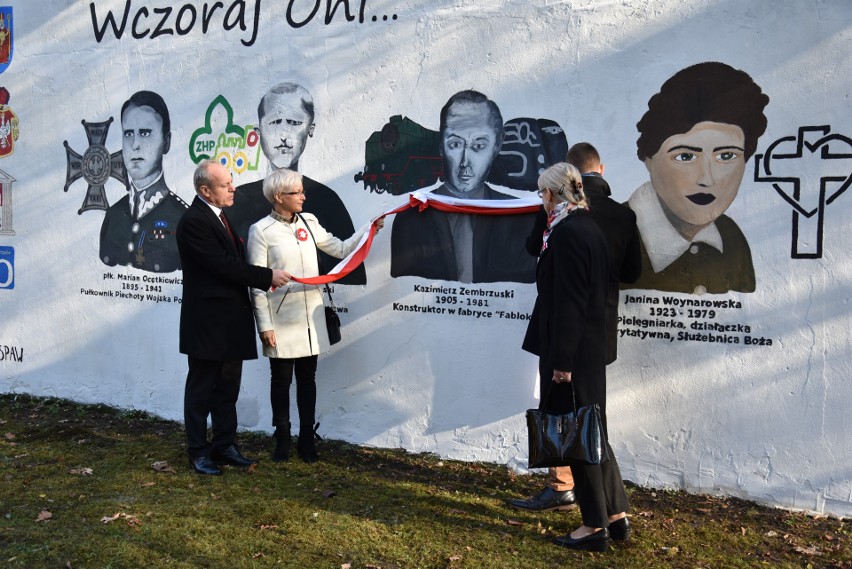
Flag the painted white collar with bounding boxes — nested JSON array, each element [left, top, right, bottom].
[[628, 181, 724, 273]]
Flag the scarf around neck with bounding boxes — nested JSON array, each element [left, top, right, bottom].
[[541, 201, 587, 255]]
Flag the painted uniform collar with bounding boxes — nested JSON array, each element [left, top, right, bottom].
[[128, 173, 167, 219], [629, 181, 724, 273]]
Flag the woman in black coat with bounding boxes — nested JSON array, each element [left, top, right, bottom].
[[522, 162, 629, 552]]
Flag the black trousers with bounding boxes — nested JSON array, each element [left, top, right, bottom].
[[184, 357, 242, 458], [269, 355, 318, 430], [538, 359, 628, 528]]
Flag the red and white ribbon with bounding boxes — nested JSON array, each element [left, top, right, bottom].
[[290, 190, 541, 285]]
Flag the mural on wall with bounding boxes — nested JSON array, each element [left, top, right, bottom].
[[188, 95, 262, 176], [63, 91, 187, 273], [63, 118, 128, 213], [100, 91, 187, 273], [625, 61, 769, 295], [355, 115, 443, 195], [0, 167, 14, 236], [754, 125, 852, 259], [389, 90, 555, 284], [0, 7, 11, 75], [356, 116, 567, 196], [0, 244, 12, 289], [227, 81, 366, 285], [0, 87, 17, 158]]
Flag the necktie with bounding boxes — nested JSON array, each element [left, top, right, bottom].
[[219, 212, 237, 246]]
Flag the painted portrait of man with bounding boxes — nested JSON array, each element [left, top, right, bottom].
[[99, 90, 187, 273], [390, 90, 537, 283], [228, 82, 365, 285], [625, 62, 769, 294]]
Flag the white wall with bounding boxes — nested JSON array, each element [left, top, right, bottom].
[[1, 0, 850, 517]]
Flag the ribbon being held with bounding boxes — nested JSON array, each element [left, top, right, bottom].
[[289, 190, 541, 285]]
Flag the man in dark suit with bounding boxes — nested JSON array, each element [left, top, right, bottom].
[[177, 160, 289, 475], [511, 142, 641, 511], [100, 91, 187, 272], [390, 90, 537, 284]]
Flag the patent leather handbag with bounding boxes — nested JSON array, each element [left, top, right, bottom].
[[526, 383, 609, 468]]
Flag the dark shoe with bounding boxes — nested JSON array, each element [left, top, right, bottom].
[[272, 427, 291, 462], [553, 528, 611, 552], [210, 445, 259, 467], [509, 487, 576, 511], [608, 516, 630, 541], [189, 456, 223, 476], [296, 424, 319, 463]]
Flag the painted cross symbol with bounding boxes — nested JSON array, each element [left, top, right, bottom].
[[754, 125, 852, 258], [62, 118, 128, 214]]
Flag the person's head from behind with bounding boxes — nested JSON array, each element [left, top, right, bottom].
[[537, 162, 587, 214], [439, 90, 503, 195], [121, 90, 171, 188], [566, 142, 603, 175], [257, 82, 315, 171], [636, 62, 769, 233], [263, 168, 305, 216], [194, 160, 234, 208]]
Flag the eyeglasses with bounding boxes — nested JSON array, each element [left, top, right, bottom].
[[280, 191, 305, 197]]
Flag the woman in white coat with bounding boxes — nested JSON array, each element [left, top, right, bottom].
[[247, 168, 382, 462]]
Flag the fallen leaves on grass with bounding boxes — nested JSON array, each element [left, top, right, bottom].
[[4, 432, 15, 440], [794, 544, 821, 556], [69, 467, 93, 476], [35, 510, 52, 522], [100, 512, 141, 528], [506, 518, 524, 526], [151, 461, 176, 474]]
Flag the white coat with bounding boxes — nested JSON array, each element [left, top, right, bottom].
[[247, 211, 368, 359]]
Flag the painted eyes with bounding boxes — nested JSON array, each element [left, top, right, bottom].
[[671, 150, 741, 163], [123, 130, 153, 138], [268, 118, 304, 127], [445, 140, 489, 151]]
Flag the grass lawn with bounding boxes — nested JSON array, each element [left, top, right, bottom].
[[1, 394, 849, 568]]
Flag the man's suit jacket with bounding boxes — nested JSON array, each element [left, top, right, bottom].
[[390, 184, 537, 283], [176, 196, 272, 361], [524, 175, 641, 363]]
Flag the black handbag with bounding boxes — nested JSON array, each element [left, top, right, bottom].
[[527, 382, 609, 468], [297, 214, 342, 345], [323, 287, 341, 345]]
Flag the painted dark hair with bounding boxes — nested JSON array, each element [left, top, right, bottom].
[[121, 90, 171, 136], [636, 62, 769, 161], [439, 90, 503, 144]]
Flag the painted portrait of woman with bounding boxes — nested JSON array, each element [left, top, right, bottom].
[[626, 62, 769, 294]]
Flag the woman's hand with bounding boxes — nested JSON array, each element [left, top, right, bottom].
[[374, 217, 386, 233], [552, 370, 572, 383], [260, 330, 277, 348]]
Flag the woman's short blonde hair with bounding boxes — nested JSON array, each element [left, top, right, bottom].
[[263, 168, 303, 204], [537, 162, 587, 208]]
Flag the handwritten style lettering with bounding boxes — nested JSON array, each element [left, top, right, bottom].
[[89, 0, 262, 47]]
